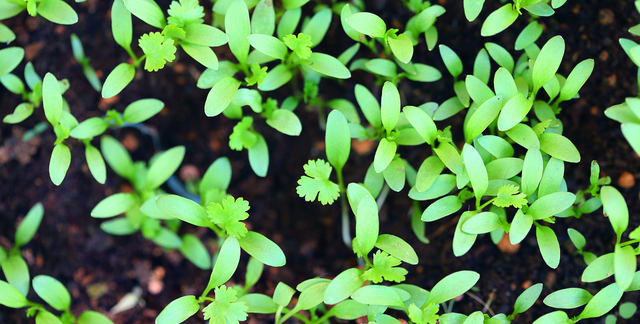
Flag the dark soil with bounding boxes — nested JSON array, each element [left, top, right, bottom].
[[1, 0, 639, 323]]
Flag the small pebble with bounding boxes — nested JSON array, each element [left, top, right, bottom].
[[618, 171, 635, 188]]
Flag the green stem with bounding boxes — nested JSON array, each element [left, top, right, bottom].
[[376, 183, 390, 210], [279, 307, 311, 324], [336, 168, 351, 249], [477, 198, 496, 211], [620, 239, 639, 247]]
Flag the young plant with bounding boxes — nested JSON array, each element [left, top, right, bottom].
[[102, 0, 229, 98], [0, 0, 78, 25], [0, 203, 114, 324], [464, 0, 567, 37], [2, 62, 46, 124], [70, 33, 102, 92]]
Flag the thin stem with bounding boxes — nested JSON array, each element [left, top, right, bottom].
[[336, 168, 351, 249], [376, 183, 390, 210], [477, 198, 496, 211], [620, 239, 639, 248], [465, 291, 495, 316]]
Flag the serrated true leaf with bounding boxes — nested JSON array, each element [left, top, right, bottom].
[[363, 251, 408, 283], [139, 32, 176, 72], [206, 196, 249, 238], [296, 159, 340, 205], [203, 286, 248, 324], [493, 184, 527, 208]]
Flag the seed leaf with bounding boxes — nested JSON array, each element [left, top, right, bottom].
[[513, 283, 543, 315], [532, 36, 565, 92], [324, 268, 364, 305], [614, 244, 636, 291], [425, 271, 480, 305], [326, 110, 351, 171], [238, 231, 286, 267], [156, 295, 200, 324], [543, 288, 593, 309], [481, 4, 518, 37], [37, 0, 78, 25], [33, 275, 71, 311], [226, 0, 251, 65], [601, 186, 629, 239], [301, 53, 351, 79], [347, 12, 386, 38], [355, 195, 379, 256], [577, 283, 623, 320]]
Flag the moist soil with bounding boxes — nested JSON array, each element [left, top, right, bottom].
[[1, 0, 640, 323]]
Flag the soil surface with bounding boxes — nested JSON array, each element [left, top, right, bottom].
[[1, 0, 640, 323]]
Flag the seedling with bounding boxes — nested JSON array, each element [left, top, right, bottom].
[[70, 34, 102, 92], [0, 203, 114, 324]]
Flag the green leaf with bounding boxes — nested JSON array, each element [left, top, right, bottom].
[[543, 288, 593, 309], [206, 237, 241, 293], [139, 32, 176, 72], [0, 22, 16, 43], [421, 195, 462, 222], [156, 194, 210, 227], [124, 0, 165, 28], [0, 280, 29, 308], [577, 283, 623, 320], [601, 186, 629, 239], [536, 225, 560, 268], [481, 4, 518, 37], [461, 211, 502, 234], [465, 95, 503, 142], [238, 231, 286, 267], [509, 209, 532, 244], [229, 117, 257, 151], [179, 234, 211, 270], [283, 33, 312, 59], [267, 109, 301, 136], [226, 0, 251, 65], [477, 135, 513, 158], [485, 42, 514, 73], [532, 311, 571, 324], [533, 36, 565, 92], [77, 311, 114, 324], [251, 0, 275, 35], [1, 255, 30, 297], [145, 146, 185, 190], [506, 123, 540, 149], [462, 144, 488, 200], [295, 282, 329, 310], [181, 42, 218, 70], [1, 73, 25, 95], [85, 144, 106, 184], [375, 234, 419, 265], [15, 202, 44, 247], [528, 192, 576, 220], [374, 138, 397, 173], [49, 143, 70, 186], [622, 123, 640, 155], [558, 59, 594, 102], [248, 134, 269, 177], [301, 52, 351, 79], [582, 253, 614, 282], [33, 275, 71, 311], [425, 271, 480, 305], [3, 103, 34, 124], [37, 0, 78, 25], [381, 81, 401, 134], [296, 159, 340, 205], [100, 135, 134, 179], [515, 21, 543, 51], [434, 97, 465, 121], [513, 283, 542, 315], [43, 73, 62, 126], [355, 194, 379, 256], [403, 106, 437, 145], [102, 63, 135, 98], [273, 282, 295, 306], [539, 133, 580, 163], [34, 310, 63, 324], [388, 33, 413, 64], [122, 98, 164, 123], [70, 117, 108, 139], [614, 243, 636, 291], [538, 157, 564, 197], [323, 268, 364, 305], [203, 286, 248, 324], [406, 63, 442, 82], [91, 193, 135, 218], [248, 34, 287, 60], [619, 302, 637, 319], [277, 8, 301, 39], [465, 74, 494, 105], [301, 8, 332, 48], [453, 213, 478, 256], [523, 2, 554, 16], [567, 228, 586, 251], [167, 0, 204, 27], [237, 293, 277, 314], [433, 142, 463, 175], [520, 147, 543, 197], [257, 64, 292, 91], [326, 110, 351, 171], [355, 84, 382, 128], [200, 157, 232, 194], [350, 285, 407, 308], [493, 184, 527, 208], [100, 218, 137, 235], [383, 157, 405, 192], [464, 0, 485, 22], [206, 196, 249, 238], [363, 251, 408, 283], [497, 93, 532, 132], [347, 12, 386, 38], [205, 76, 241, 117], [439, 45, 463, 78], [111, 0, 132, 50]]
